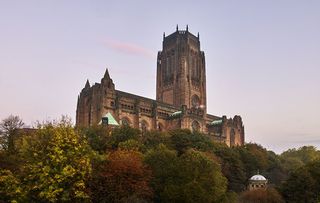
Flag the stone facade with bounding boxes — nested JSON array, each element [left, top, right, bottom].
[[76, 26, 245, 146]]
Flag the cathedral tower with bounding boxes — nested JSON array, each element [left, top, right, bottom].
[[156, 25, 206, 114]]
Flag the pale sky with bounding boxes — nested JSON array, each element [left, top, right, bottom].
[[0, 0, 319, 153]]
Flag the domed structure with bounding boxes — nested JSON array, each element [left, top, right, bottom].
[[248, 172, 268, 191]]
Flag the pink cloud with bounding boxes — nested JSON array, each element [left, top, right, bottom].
[[103, 38, 154, 59]]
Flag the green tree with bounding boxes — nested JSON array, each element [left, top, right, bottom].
[[281, 146, 320, 172], [178, 149, 227, 203], [144, 144, 180, 202], [110, 126, 140, 149], [0, 115, 24, 153], [212, 144, 247, 192], [80, 124, 111, 153], [142, 130, 171, 150], [281, 166, 318, 203], [145, 145, 227, 202], [21, 118, 93, 202], [169, 129, 213, 155]]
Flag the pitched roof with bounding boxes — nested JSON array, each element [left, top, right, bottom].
[[99, 112, 119, 126]]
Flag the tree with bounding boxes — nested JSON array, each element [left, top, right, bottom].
[[0, 115, 24, 153], [212, 144, 247, 192], [281, 146, 320, 172], [90, 149, 153, 202], [80, 124, 112, 153], [144, 144, 181, 202], [169, 129, 214, 155], [178, 149, 228, 203], [239, 188, 284, 203], [145, 145, 227, 203], [21, 118, 93, 202], [281, 166, 318, 203], [0, 169, 24, 202], [142, 130, 171, 150], [110, 126, 140, 149]]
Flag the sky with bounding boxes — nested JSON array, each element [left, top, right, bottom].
[[0, 0, 319, 153]]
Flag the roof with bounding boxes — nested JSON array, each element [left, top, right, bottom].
[[99, 112, 119, 126], [209, 119, 223, 126], [250, 174, 267, 181], [169, 111, 182, 117]]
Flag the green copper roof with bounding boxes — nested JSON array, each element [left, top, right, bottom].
[[209, 119, 223, 126], [170, 111, 182, 117], [99, 112, 119, 126]]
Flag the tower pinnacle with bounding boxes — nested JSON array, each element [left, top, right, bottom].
[[104, 68, 110, 79], [85, 79, 90, 89]]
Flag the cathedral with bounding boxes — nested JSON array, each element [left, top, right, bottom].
[[76, 26, 244, 146]]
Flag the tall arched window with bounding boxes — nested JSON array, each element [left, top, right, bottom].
[[140, 120, 148, 133], [230, 129, 235, 146], [192, 120, 200, 132], [158, 123, 164, 132], [191, 95, 200, 108]]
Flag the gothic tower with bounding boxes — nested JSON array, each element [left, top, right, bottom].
[[156, 25, 206, 114]]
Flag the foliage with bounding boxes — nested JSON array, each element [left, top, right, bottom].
[[236, 143, 287, 186], [280, 146, 320, 171], [281, 159, 320, 202], [169, 129, 214, 154], [142, 130, 171, 150], [110, 126, 140, 149], [20, 118, 93, 202], [212, 144, 247, 192], [239, 188, 285, 203], [0, 115, 24, 153], [118, 139, 142, 151], [90, 149, 153, 203], [3, 115, 320, 202], [0, 169, 24, 202], [80, 124, 111, 153], [145, 145, 227, 202]]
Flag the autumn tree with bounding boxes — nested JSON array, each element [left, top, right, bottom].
[[239, 188, 284, 203], [90, 149, 153, 202], [20, 117, 93, 202], [0, 169, 24, 202]]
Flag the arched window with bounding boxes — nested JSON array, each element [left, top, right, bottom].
[[140, 120, 148, 133], [191, 95, 200, 108], [192, 120, 200, 132], [230, 129, 235, 146], [158, 123, 164, 132], [121, 117, 130, 126]]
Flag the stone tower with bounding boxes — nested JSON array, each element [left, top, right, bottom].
[[156, 25, 206, 114]]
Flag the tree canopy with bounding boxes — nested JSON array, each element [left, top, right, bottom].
[[0, 115, 319, 202]]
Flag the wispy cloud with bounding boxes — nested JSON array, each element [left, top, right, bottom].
[[103, 38, 154, 59]]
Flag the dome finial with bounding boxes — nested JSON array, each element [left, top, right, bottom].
[[257, 169, 259, 175]]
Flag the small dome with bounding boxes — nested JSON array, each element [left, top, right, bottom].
[[250, 174, 267, 181]]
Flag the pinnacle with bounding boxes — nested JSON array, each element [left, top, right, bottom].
[[104, 68, 110, 79], [85, 79, 90, 88]]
